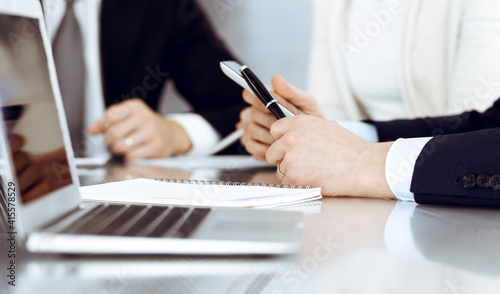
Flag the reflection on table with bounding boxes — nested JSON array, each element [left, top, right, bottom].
[[310, 200, 500, 294], [14, 253, 294, 294]]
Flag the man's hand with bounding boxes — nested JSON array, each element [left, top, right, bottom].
[[238, 75, 323, 160], [265, 115, 395, 198], [88, 99, 192, 158]]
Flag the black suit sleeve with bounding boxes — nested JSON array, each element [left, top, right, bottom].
[[410, 128, 500, 207], [365, 98, 500, 206], [167, 0, 247, 137], [101, 0, 247, 140], [369, 99, 500, 142]]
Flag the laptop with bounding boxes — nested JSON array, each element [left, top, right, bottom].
[[0, 0, 303, 255]]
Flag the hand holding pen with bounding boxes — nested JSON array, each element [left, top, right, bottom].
[[240, 66, 290, 119], [238, 74, 324, 160], [211, 61, 322, 155]]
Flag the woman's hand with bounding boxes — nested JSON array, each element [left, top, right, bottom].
[[266, 115, 395, 198], [238, 75, 323, 160]]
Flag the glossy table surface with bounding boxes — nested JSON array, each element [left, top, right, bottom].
[[3, 160, 500, 294]]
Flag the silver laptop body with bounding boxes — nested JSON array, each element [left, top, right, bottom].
[[0, 0, 303, 255]]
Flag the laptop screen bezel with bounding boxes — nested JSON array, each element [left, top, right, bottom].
[[0, 0, 82, 234]]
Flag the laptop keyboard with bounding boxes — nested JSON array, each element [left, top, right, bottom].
[[60, 204, 210, 238]]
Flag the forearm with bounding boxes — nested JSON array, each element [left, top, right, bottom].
[[357, 142, 395, 199]]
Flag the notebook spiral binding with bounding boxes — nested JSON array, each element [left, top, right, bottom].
[[153, 178, 313, 189]]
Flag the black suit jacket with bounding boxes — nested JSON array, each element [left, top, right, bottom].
[[370, 99, 500, 206], [100, 0, 246, 141]]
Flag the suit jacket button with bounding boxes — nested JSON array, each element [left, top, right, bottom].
[[489, 175, 500, 191], [477, 173, 491, 188], [462, 174, 476, 189]]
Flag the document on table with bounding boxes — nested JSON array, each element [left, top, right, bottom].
[[80, 178, 322, 208]]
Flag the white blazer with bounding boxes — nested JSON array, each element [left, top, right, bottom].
[[307, 0, 500, 121]]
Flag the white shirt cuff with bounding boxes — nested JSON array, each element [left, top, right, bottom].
[[384, 201, 423, 258], [166, 113, 221, 156], [336, 120, 379, 142], [385, 137, 433, 201]]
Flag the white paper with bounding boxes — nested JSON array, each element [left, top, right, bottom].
[[80, 178, 321, 208]]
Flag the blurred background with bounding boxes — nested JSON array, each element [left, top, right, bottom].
[[160, 0, 313, 113]]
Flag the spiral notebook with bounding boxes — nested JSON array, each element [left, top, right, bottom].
[[80, 178, 322, 208]]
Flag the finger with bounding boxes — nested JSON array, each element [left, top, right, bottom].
[[126, 130, 151, 149], [240, 125, 251, 146], [269, 116, 296, 140], [244, 139, 270, 161], [272, 75, 315, 112], [272, 75, 296, 100], [104, 124, 135, 148], [89, 101, 133, 136], [33, 147, 68, 165], [104, 102, 157, 148], [239, 107, 252, 129], [269, 91, 300, 114], [87, 118, 106, 134], [248, 122, 275, 145], [22, 181, 51, 203], [8, 134, 25, 152], [242, 90, 269, 113], [268, 76, 302, 114], [109, 129, 150, 155], [276, 160, 286, 181], [108, 134, 129, 154], [250, 107, 276, 129], [104, 102, 133, 125], [13, 151, 30, 173], [266, 139, 286, 166], [272, 75, 310, 104], [266, 141, 285, 165], [18, 164, 44, 193], [105, 115, 141, 142]]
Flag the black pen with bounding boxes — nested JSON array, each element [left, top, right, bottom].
[[240, 66, 287, 119]]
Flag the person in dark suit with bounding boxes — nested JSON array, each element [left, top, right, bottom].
[[238, 76, 500, 206], [43, 0, 245, 158], [366, 99, 500, 206]]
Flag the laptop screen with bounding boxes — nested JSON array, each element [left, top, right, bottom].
[[0, 14, 73, 205]]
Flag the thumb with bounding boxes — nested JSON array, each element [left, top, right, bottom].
[[87, 118, 106, 134], [272, 75, 295, 100], [8, 134, 25, 152], [271, 75, 312, 109]]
